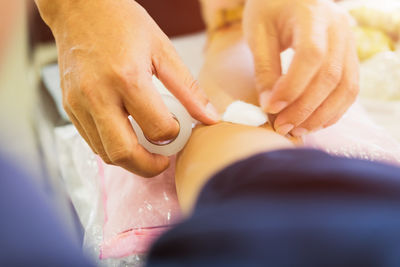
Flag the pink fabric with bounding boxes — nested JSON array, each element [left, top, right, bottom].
[[97, 104, 400, 260], [98, 157, 181, 259], [304, 104, 400, 165], [100, 226, 170, 258]]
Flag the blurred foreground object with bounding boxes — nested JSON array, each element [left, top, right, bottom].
[[350, 4, 400, 41], [360, 51, 400, 101], [345, 0, 400, 61], [353, 27, 394, 61], [339, 0, 400, 141]]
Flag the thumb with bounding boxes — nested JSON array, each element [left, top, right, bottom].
[[243, 14, 282, 113], [123, 74, 180, 143], [153, 43, 220, 125]]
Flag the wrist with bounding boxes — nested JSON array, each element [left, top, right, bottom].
[[34, 0, 76, 29], [35, 0, 146, 42]]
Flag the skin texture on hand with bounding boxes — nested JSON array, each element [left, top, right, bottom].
[[243, 0, 360, 137], [34, 0, 219, 177]]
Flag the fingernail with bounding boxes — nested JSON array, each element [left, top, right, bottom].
[[267, 101, 288, 114], [205, 102, 221, 122], [276, 123, 294, 136], [291, 127, 308, 137]]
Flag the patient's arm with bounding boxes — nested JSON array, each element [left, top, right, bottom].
[[176, 123, 294, 215], [199, 24, 258, 113], [175, 26, 295, 214]]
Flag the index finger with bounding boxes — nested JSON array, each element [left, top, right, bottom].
[[266, 18, 328, 114]]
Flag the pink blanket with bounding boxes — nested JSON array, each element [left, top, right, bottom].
[[98, 157, 181, 259], [304, 104, 400, 165], [98, 104, 400, 260]]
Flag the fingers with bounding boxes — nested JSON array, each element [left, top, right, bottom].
[[153, 40, 220, 125], [64, 79, 172, 176], [73, 110, 113, 163], [295, 34, 360, 134], [243, 3, 282, 111], [92, 104, 170, 177], [244, 20, 282, 106], [265, 16, 328, 114], [120, 73, 181, 143], [65, 99, 114, 163], [273, 19, 347, 135], [64, 107, 96, 153]]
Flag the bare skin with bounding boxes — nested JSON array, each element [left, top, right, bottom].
[[175, 25, 295, 214], [34, 0, 358, 176], [201, 0, 360, 137], [244, 0, 360, 136], [34, 0, 220, 177]]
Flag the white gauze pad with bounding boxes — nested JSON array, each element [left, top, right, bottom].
[[222, 101, 268, 127], [129, 94, 193, 156]]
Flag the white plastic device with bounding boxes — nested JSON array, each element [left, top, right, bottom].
[[129, 94, 193, 156]]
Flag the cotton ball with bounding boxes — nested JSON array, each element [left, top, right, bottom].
[[222, 101, 268, 127]]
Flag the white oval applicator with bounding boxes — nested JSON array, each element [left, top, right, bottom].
[[129, 94, 193, 156]]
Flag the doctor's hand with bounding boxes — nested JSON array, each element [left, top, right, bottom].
[[243, 0, 359, 136], [35, 0, 219, 177]]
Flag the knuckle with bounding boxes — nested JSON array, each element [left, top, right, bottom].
[[255, 62, 275, 77], [78, 80, 99, 104], [304, 43, 325, 63], [348, 82, 360, 99], [294, 105, 315, 122], [185, 76, 200, 94], [152, 42, 177, 76], [147, 119, 179, 142], [64, 91, 80, 110], [78, 80, 91, 95], [183, 76, 208, 104], [109, 148, 133, 166], [112, 65, 141, 91], [255, 65, 279, 90], [101, 155, 112, 165], [321, 67, 342, 87]]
